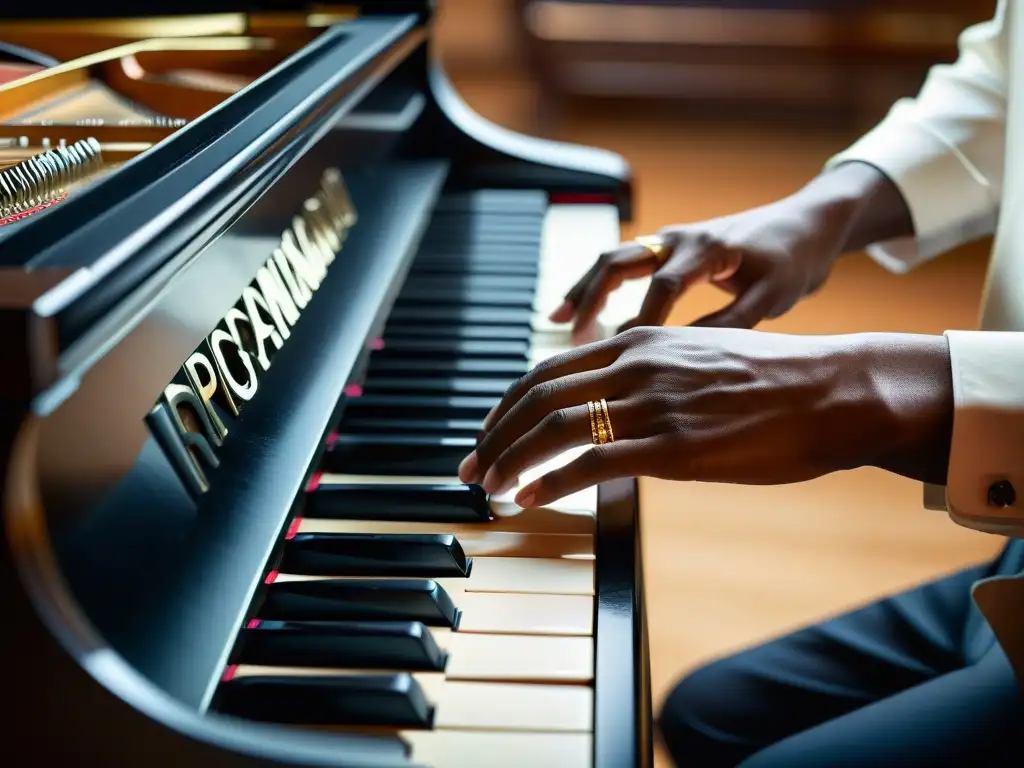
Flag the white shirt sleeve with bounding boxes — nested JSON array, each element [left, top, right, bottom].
[[942, 330, 1024, 538], [824, 1, 1009, 273]]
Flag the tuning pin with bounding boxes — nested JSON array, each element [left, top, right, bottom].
[[66, 143, 88, 181], [13, 164, 37, 208], [83, 138, 102, 171], [36, 153, 62, 195], [26, 158, 49, 199], [0, 136, 106, 222], [53, 146, 74, 188], [0, 173, 16, 216]]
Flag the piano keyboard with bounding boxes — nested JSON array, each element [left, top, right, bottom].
[[214, 190, 635, 767]]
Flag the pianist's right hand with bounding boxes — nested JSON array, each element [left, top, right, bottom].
[[550, 161, 912, 342]]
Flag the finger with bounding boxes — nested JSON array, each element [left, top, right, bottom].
[[619, 270, 678, 331], [690, 280, 777, 329], [548, 299, 575, 323], [481, 396, 641, 494], [571, 245, 656, 342], [513, 438, 653, 508], [562, 260, 601, 307], [619, 243, 712, 331], [550, 259, 604, 322], [467, 366, 623, 486], [478, 336, 624, 432], [479, 403, 591, 494]]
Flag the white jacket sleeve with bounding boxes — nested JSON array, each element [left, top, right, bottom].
[[941, 331, 1024, 538], [825, 1, 1009, 273]]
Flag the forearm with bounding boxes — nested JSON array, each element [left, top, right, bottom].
[[787, 161, 915, 256], [855, 333, 955, 486], [818, 333, 954, 486]]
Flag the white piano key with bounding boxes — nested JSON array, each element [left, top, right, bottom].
[[405, 730, 592, 768], [235, 631, 593, 683], [303, 505, 594, 535], [533, 203, 647, 344], [277, 556, 595, 596], [231, 667, 593, 732], [431, 631, 594, 683], [296, 523, 594, 559], [489, 446, 598, 517], [318, 470, 597, 519], [457, 592, 593, 635], [426, 678, 592, 731]]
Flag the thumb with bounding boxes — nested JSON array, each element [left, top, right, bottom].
[[690, 280, 778, 329]]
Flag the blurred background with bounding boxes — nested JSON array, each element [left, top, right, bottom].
[[433, 1, 1001, 764]]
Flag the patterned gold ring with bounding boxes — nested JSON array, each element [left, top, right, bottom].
[[587, 399, 615, 445]]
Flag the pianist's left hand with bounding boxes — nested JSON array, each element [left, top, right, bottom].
[[458, 326, 955, 508]]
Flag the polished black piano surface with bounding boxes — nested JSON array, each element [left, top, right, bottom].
[[0, 3, 651, 766]]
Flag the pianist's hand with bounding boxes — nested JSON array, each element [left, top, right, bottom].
[[551, 200, 846, 344], [458, 326, 954, 507]]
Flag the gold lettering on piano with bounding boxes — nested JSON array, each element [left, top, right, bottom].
[[146, 168, 356, 499]]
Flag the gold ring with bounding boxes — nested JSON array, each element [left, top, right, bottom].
[[587, 400, 600, 445], [599, 398, 615, 443], [634, 234, 669, 262], [587, 399, 615, 445]]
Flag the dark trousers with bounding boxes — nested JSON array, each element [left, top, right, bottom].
[[658, 539, 1024, 767]]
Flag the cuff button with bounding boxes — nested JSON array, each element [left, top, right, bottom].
[[987, 480, 1016, 508]]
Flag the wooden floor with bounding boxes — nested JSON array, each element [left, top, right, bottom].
[[444, 69, 1006, 765]]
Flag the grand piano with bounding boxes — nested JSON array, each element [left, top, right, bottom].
[[0, 3, 652, 766]]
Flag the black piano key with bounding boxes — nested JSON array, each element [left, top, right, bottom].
[[236, 620, 447, 671], [304, 480, 490, 522], [430, 212, 544, 226], [429, 211, 544, 226], [402, 274, 538, 292], [384, 322, 532, 342], [280, 533, 471, 578], [425, 214, 543, 232], [432, 190, 548, 214], [423, 222, 542, 238], [387, 305, 534, 325], [408, 261, 539, 277], [338, 416, 483, 438], [395, 287, 535, 308], [343, 394, 497, 420], [216, 673, 434, 728], [362, 377, 513, 396], [366, 356, 528, 378], [419, 240, 542, 255], [372, 337, 528, 359], [414, 248, 540, 264], [261, 578, 460, 627], [322, 434, 475, 475]]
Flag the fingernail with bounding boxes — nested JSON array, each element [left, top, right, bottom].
[[514, 482, 539, 508], [458, 452, 477, 483], [481, 467, 498, 494], [549, 300, 572, 322], [482, 405, 498, 431]]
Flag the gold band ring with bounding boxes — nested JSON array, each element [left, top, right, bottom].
[[587, 398, 615, 445], [634, 234, 669, 262]]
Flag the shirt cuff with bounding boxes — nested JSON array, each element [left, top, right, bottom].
[[825, 115, 998, 273], [943, 330, 1024, 536]]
